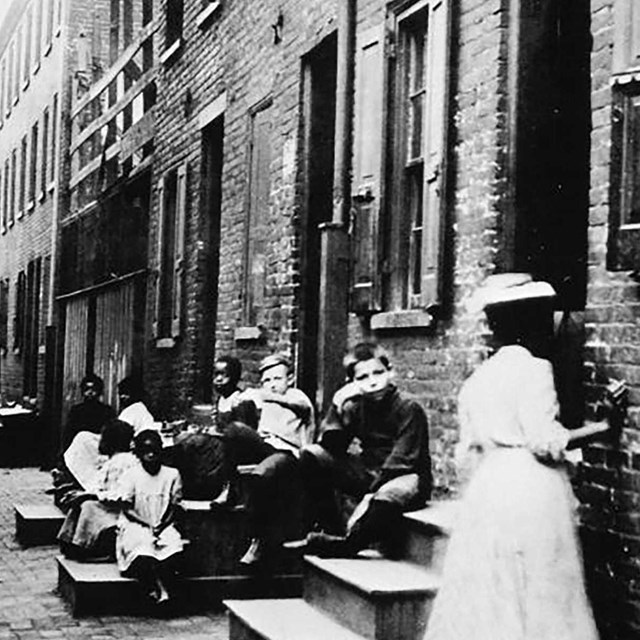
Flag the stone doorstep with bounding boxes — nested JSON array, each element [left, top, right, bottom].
[[57, 555, 302, 617], [226, 598, 367, 640], [14, 503, 65, 546], [303, 556, 439, 640]]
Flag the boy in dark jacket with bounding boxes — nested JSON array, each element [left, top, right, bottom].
[[288, 342, 431, 557]]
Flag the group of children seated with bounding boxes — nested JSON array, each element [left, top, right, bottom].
[[53, 343, 432, 607]]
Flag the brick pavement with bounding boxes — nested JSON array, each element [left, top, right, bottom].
[[0, 468, 228, 639]]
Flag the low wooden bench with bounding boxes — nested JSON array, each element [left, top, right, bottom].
[[15, 503, 65, 547]]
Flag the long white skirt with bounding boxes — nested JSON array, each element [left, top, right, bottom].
[[116, 521, 185, 574], [425, 448, 598, 640]]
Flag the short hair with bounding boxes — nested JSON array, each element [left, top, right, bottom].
[[343, 342, 391, 381], [259, 353, 292, 375], [133, 429, 162, 455], [81, 373, 104, 395], [215, 355, 242, 385], [118, 376, 145, 402], [99, 419, 133, 456]]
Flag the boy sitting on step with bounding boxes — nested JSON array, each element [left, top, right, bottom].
[[287, 342, 431, 558], [220, 353, 315, 565]]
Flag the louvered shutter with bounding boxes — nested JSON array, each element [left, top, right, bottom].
[[152, 176, 165, 338], [171, 162, 187, 338], [350, 25, 384, 314], [420, 0, 450, 307]]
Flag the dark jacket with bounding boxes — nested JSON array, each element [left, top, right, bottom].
[[62, 400, 116, 451], [319, 385, 432, 496]]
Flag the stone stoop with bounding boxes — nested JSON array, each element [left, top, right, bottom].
[[224, 500, 457, 640], [15, 503, 65, 547]]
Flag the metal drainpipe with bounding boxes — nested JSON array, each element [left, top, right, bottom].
[[316, 0, 356, 413]]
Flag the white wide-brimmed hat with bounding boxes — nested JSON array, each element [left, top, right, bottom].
[[466, 273, 556, 314]]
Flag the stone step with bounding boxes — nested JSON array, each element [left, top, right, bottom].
[[400, 501, 457, 573], [15, 503, 65, 547], [226, 598, 367, 640], [303, 555, 439, 640], [57, 555, 302, 616]]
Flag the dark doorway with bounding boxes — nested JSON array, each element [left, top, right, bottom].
[[198, 116, 224, 402], [513, 0, 591, 311], [299, 35, 337, 407]]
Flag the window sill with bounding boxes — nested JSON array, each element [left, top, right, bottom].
[[48, 181, 55, 193], [155, 337, 176, 349], [13, 95, 18, 107], [370, 309, 434, 331], [33, 61, 40, 75], [44, 41, 52, 57], [196, 1, 222, 29], [22, 78, 29, 92], [38, 344, 46, 355], [17, 209, 24, 220], [160, 39, 183, 66], [38, 190, 45, 203], [27, 201, 34, 213], [234, 326, 263, 341]]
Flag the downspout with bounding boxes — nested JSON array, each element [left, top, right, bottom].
[[316, 0, 356, 412]]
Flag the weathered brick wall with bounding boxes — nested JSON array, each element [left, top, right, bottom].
[[0, 0, 67, 406], [578, 1, 640, 637]]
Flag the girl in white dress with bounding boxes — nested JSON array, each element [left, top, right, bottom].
[[116, 429, 186, 605], [424, 274, 621, 640]]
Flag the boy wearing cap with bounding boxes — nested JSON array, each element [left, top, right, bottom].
[[288, 342, 431, 558], [221, 353, 315, 565]]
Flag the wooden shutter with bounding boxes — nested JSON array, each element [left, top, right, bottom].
[[171, 162, 187, 338], [350, 25, 385, 314], [420, 0, 450, 307], [614, 0, 640, 74], [152, 176, 165, 338]]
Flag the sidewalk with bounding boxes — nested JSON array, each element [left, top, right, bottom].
[[0, 468, 228, 639]]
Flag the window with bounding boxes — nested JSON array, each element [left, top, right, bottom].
[[29, 122, 38, 203], [7, 42, 14, 111], [153, 163, 187, 339], [56, 0, 62, 32], [15, 29, 22, 100], [2, 161, 8, 231], [244, 101, 272, 326], [0, 279, 8, 354], [379, 0, 450, 312], [610, 1, 640, 268], [45, 0, 54, 50], [14, 270, 25, 351], [196, 0, 222, 28], [24, 8, 32, 84], [165, 0, 184, 49], [0, 170, 3, 233], [41, 107, 49, 198], [9, 149, 16, 225], [19, 136, 27, 217], [50, 94, 57, 184], [0, 59, 4, 124], [34, 0, 42, 67]]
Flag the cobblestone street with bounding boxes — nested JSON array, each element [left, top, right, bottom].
[[0, 468, 228, 639]]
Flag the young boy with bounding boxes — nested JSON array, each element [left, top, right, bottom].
[[288, 342, 431, 558], [212, 355, 258, 430], [221, 353, 315, 565]]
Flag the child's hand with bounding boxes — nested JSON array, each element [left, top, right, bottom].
[[332, 382, 362, 413]]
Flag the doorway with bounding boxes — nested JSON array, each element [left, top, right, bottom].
[[298, 35, 337, 407]]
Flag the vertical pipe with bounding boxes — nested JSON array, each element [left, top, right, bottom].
[[316, 0, 356, 412]]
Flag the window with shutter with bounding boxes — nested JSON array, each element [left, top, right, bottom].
[[244, 101, 272, 327], [610, 3, 640, 269], [383, 0, 450, 313], [154, 162, 187, 342], [0, 279, 8, 353], [351, 26, 385, 314]]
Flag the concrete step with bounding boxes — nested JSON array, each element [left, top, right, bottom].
[[15, 503, 65, 546], [226, 598, 367, 640], [57, 556, 302, 616], [303, 555, 439, 640], [400, 501, 457, 573]]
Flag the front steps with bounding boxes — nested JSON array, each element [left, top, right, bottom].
[[15, 503, 65, 546], [56, 499, 303, 616], [225, 500, 457, 640]]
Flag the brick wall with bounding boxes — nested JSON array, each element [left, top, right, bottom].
[[578, 1, 640, 637]]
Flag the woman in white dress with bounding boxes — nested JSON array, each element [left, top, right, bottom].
[[424, 274, 621, 640], [117, 429, 186, 605]]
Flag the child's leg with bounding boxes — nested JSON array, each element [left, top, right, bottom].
[[126, 556, 160, 601]]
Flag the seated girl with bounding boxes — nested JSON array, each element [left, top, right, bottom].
[[58, 419, 137, 560], [116, 430, 186, 606]]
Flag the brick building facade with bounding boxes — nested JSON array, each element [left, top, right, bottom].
[[1, 0, 638, 635]]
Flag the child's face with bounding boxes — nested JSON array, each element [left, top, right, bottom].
[[260, 364, 290, 395], [82, 382, 99, 402], [352, 358, 392, 400], [138, 440, 162, 475], [213, 361, 235, 396]]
